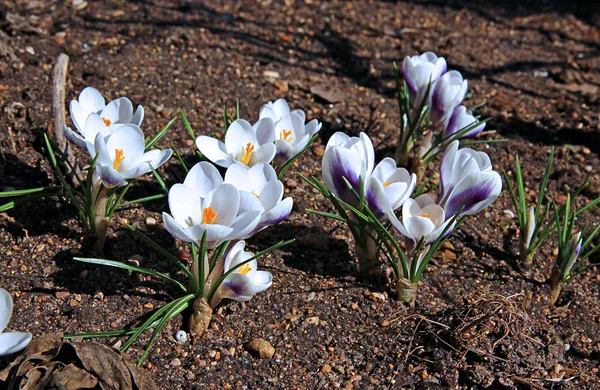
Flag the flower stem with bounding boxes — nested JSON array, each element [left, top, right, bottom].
[[188, 297, 213, 340], [548, 266, 562, 305], [92, 185, 110, 253], [396, 276, 418, 305], [394, 140, 412, 169], [518, 234, 533, 265], [355, 234, 381, 279]]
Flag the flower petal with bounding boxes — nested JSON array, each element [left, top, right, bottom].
[[105, 125, 145, 171], [0, 332, 32, 356], [444, 171, 502, 217], [64, 125, 87, 148], [260, 197, 293, 227], [132, 105, 144, 126], [96, 165, 127, 187], [220, 273, 255, 301], [254, 117, 275, 145], [250, 143, 276, 166], [168, 183, 203, 226], [0, 288, 13, 334], [322, 147, 364, 205], [184, 162, 224, 197], [101, 97, 133, 124], [252, 270, 273, 293], [204, 184, 240, 227], [195, 136, 233, 168], [162, 212, 194, 242]]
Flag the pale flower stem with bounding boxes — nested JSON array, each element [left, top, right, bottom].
[[355, 233, 381, 279], [394, 140, 412, 169], [92, 185, 110, 253], [548, 266, 562, 305], [396, 276, 418, 305], [188, 297, 213, 341], [518, 235, 532, 265]]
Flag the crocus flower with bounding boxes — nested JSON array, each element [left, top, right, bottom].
[[162, 163, 261, 248], [259, 98, 305, 122], [402, 52, 447, 108], [64, 86, 144, 149], [196, 119, 276, 168], [443, 105, 485, 139], [209, 240, 272, 307], [271, 112, 322, 166], [322, 132, 375, 206], [0, 288, 32, 356], [365, 158, 416, 219], [430, 71, 468, 127], [563, 232, 583, 274], [438, 141, 502, 218], [224, 162, 293, 237], [93, 124, 172, 187], [390, 194, 452, 244]]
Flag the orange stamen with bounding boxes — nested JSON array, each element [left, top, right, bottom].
[[113, 149, 126, 170], [252, 191, 260, 199], [202, 207, 217, 224], [238, 264, 252, 275], [279, 129, 293, 142], [421, 212, 429, 218], [240, 142, 255, 165], [102, 117, 112, 127], [384, 181, 392, 187]]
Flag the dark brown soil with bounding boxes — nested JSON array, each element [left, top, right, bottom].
[[1, 0, 600, 388]]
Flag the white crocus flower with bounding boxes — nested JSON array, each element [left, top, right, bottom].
[[390, 194, 451, 244], [93, 125, 172, 187], [259, 98, 305, 122], [0, 288, 32, 356], [322, 132, 375, 206], [438, 141, 502, 218], [196, 119, 276, 168], [430, 71, 468, 127], [272, 112, 322, 166], [402, 52, 447, 108], [162, 163, 261, 248], [224, 162, 293, 237], [64, 86, 144, 149], [209, 241, 272, 307], [365, 158, 416, 219]]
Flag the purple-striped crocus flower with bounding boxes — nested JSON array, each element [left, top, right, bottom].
[[402, 52, 447, 109], [430, 71, 468, 127], [322, 132, 375, 207], [443, 105, 486, 139], [438, 141, 502, 218], [209, 240, 273, 307]]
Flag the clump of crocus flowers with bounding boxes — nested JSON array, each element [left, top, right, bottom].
[[394, 52, 493, 180]]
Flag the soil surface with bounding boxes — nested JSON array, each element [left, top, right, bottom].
[[1, 0, 600, 389]]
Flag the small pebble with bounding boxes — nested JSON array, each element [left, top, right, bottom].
[[146, 217, 157, 226], [79, 270, 89, 279], [170, 358, 182, 367], [244, 338, 275, 358], [176, 330, 187, 343]]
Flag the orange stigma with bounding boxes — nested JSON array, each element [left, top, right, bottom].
[[279, 129, 293, 142], [384, 181, 392, 187], [102, 117, 112, 127], [421, 212, 429, 218], [113, 149, 125, 170], [202, 207, 217, 224], [238, 264, 252, 275], [240, 142, 255, 165]]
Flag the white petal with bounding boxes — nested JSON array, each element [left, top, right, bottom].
[[0, 332, 32, 356], [238, 190, 264, 214], [78, 87, 105, 114], [132, 105, 144, 126], [184, 162, 223, 197], [0, 288, 13, 333], [185, 224, 235, 247], [405, 216, 436, 241], [169, 184, 203, 226], [101, 97, 133, 124], [96, 165, 127, 187], [325, 132, 350, 150], [252, 270, 273, 293], [105, 125, 145, 171], [64, 126, 86, 148], [224, 163, 254, 192], [250, 143, 276, 166], [225, 119, 257, 156], [196, 136, 233, 168], [229, 211, 261, 240], [204, 184, 240, 226], [254, 117, 275, 145], [162, 212, 194, 242], [272, 98, 291, 119]]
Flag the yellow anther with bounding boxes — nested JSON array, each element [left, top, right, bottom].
[[238, 264, 252, 275], [384, 181, 392, 187], [252, 191, 260, 199], [279, 129, 294, 142], [240, 142, 255, 165], [201, 207, 217, 224], [102, 117, 112, 127], [113, 149, 125, 170], [421, 212, 429, 218]]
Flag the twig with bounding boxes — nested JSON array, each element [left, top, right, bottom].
[[512, 375, 547, 390], [52, 53, 79, 185]]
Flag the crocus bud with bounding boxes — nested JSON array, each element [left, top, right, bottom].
[[443, 105, 485, 139], [523, 206, 536, 249], [402, 52, 447, 108], [430, 71, 468, 127]]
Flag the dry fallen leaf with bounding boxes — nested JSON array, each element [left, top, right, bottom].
[[0, 333, 158, 390]]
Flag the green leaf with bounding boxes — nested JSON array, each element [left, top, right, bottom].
[[0, 186, 61, 198], [73, 257, 187, 292], [145, 116, 177, 151]]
